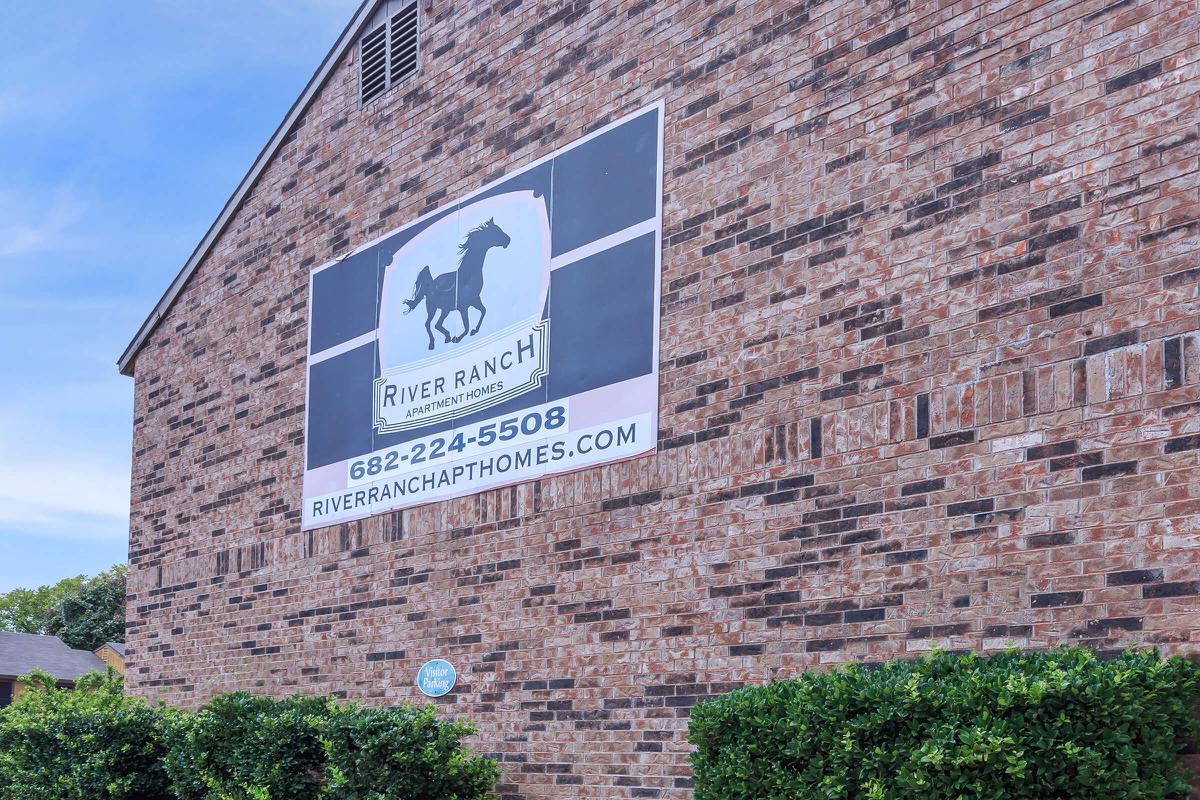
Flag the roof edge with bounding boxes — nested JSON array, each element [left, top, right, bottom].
[[118, 0, 379, 377]]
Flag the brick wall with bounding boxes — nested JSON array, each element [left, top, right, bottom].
[[125, 0, 1200, 796]]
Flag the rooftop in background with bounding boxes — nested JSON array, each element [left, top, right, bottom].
[[0, 632, 105, 681]]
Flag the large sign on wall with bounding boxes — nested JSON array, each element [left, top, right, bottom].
[[302, 102, 663, 529]]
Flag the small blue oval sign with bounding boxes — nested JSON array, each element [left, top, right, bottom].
[[416, 659, 457, 698]]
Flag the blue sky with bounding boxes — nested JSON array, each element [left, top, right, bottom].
[[0, 1, 358, 592]]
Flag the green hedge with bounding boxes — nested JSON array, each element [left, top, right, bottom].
[[0, 669, 174, 800], [689, 648, 1200, 800], [0, 676, 498, 800], [164, 693, 331, 800], [321, 703, 500, 799]]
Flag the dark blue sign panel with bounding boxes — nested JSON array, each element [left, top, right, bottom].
[[303, 102, 663, 528]]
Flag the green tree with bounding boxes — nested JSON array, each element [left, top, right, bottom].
[[45, 565, 126, 651], [0, 575, 86, 634]]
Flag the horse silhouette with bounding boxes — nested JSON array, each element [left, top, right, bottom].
[[402, 218, 511, 350]]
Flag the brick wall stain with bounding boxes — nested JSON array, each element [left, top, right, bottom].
[[127, 0, 1200, 796]]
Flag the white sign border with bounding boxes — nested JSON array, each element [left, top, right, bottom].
[[302, 99, 665, 528]]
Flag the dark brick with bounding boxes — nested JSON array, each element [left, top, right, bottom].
[[901, 478, 944, 496], [1106, 569, 1162, 586], [953, 152, 1001, 177], [1143, 581, 1200, 599], [1163, 268, 1200, 290], [1026, 532, 1074, 548], [845, 607, 885, 623], [1164, 435, 1200, 453], [1084, 0, 1134, 22], [821, 383, 859, 401], [885, 549, 927, 565], [1000, 104, 1050, 132], [1031, 284, 1081, 308], [1071, 616, 1143, 637], [1029, 195, 1081, 222], [1164, 337, 1182, 389], [1083, 330, 1138, 356], [728, 644, 763, 656], [930, 431, 975, 449], [806, 638, 844, 652], [947, 499, 993, 517], [1104, 61, 1162, 94], [887, 325, 930, 347], [1049, 293, 1103, 318], [1031, 591, 1084, 608], [1081, 461, 1137, 481], [867, 27, 909, 55], [916, 393, 929, 438], [825, 150, 865, 174], [685, 91, 721, 116], [1050, 452, 1104, 471], [1028, 225, 1079, 251], [696, 379, 729, 396], [843, 502, 883, 518], [979, 298, 1027, 322], [1026, 441, 1077, 461]]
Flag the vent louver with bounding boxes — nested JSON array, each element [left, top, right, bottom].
[[359, 0, 419, 106], [360, 25, 388, 105], [389, 3, 419, 86]]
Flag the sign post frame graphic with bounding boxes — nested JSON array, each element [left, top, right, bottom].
[[302, 100, 664, 530]]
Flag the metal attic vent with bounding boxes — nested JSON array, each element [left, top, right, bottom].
[[360, 0, 418, 105]]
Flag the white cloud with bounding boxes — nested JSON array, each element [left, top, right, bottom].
[[0, 400, 130, 542], [0, 186, 87, 259], [0, 295, 121, 313], [0, 464, 128, 542], [144, 0, 359, 65]]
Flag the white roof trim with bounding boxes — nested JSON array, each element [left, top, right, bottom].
[[117, 0, 379, 377]]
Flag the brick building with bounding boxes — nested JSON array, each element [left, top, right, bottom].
[[120, 0, 1200, 797]]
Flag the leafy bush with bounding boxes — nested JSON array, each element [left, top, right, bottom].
[[689, 648, 1200, 800], [162, 692, 499, 800], [0, 674, 498, 800], [321, 703, 500, 799], [0, 669, 173, 800], [164, 692, 331, 800]]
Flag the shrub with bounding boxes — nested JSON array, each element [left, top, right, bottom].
[[0, 673, 499, 800], [163, 692, 331, 800], [0, 669, 173, 800], [689, 648, 1200, 800], [321, 703, 500, 799], [163, 692, 500, 800]]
